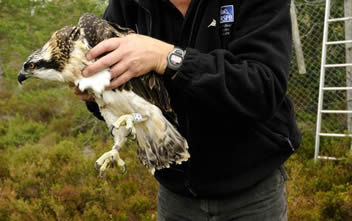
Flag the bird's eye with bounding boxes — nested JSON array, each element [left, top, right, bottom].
[[29, 63, 36, 69]]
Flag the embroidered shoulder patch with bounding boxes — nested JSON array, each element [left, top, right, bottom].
[[220, 5, 234, 24]]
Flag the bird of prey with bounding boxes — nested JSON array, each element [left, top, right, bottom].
[[18, 14, 190, 175]]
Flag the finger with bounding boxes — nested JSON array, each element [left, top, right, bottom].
[[83, 49, 123, 77], [86, 38, 121, 60], [106, 71, 133, 90], [110, 61, 129, 79]]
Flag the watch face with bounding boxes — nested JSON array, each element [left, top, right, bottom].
[[170, 54, 182, 65], [167, 48, 185, 71]]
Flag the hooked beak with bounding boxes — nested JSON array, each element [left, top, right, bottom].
[[18, 72, 28, 85]]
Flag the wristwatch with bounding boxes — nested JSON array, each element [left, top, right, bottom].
[[164, 47, 186, 77]]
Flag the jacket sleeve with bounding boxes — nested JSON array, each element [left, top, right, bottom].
[[171, 0, 292, 121]]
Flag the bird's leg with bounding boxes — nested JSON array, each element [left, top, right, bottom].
[[111, 113, 148, 139], [95, 127, 129, 177]]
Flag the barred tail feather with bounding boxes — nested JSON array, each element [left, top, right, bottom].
[[137, 119, 189, 174]]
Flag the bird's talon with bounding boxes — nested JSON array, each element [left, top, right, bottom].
[[127, 127, 132, 135], [121, 165, 127, 174], [94, 162, 100, 171], [110, 156, 116, 168], [109, 125, 115, 137]]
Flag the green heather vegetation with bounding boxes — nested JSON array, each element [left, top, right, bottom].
[[0, 0, 351, 220]]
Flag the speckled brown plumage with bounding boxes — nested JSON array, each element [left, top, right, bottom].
[[77, 13, 133, 48], [48, 26, 79, 72]]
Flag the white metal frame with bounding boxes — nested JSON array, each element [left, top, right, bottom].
[[315, 0, 352, 163]]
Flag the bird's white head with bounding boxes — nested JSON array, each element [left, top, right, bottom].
[[18, 25, 83, 85]]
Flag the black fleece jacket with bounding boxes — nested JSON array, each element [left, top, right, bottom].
[[87, 0, 301, 197]]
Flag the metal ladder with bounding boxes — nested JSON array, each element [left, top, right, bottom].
[[315, 0, 352, 162]]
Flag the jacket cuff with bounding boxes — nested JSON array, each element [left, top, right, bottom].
[[173, 48, 200, 82]]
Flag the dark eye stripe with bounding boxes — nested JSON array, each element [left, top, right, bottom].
[[24, 62, 30, 70], [25, 59, 61, 71], [36, 59, 60, 70]]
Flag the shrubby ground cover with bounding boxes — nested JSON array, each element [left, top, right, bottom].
[[0, 0, 351, 220]]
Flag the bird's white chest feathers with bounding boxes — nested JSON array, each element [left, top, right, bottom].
[[76, 69, 111, 95], [98, 89, 159, 125]]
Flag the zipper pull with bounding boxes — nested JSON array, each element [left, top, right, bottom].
[[286, 137, 295, 152]]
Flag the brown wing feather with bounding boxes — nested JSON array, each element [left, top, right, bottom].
[[77, 14, 178, 126], [77, 13, 132, 47]]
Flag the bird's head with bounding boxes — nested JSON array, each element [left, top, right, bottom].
[[18, 26, 81, 85]]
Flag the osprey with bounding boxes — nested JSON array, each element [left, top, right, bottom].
[[18, 14, 190, 175]]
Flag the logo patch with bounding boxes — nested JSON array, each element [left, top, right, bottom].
[[220, 5, 234, 24]]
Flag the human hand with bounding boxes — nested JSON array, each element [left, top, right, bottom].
[[82, 34, 174, 90]]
